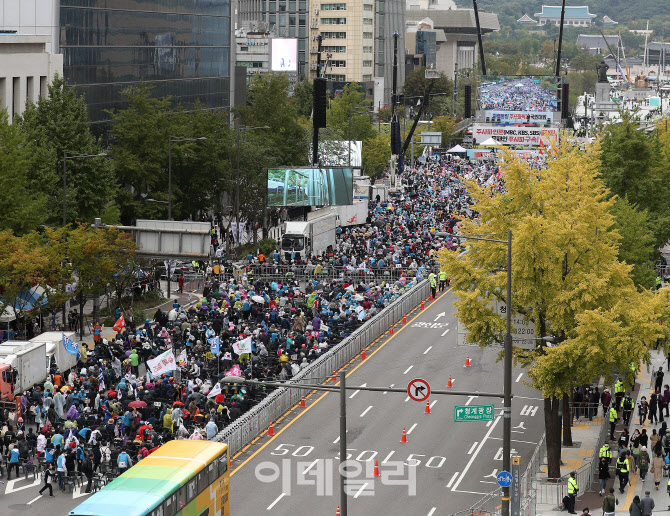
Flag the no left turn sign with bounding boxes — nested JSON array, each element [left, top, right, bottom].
[[407, 378, 431, 402]]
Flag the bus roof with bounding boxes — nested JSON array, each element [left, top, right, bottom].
[[68, 441, 227, 516]]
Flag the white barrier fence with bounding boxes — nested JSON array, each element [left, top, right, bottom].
[[214, 279, 432, 455]]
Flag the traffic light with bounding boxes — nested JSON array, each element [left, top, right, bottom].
[[464, 84, 472, 119], [313, 78, 327, 129]]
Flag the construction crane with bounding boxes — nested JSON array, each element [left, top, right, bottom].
[[600, 29, 631, 84]]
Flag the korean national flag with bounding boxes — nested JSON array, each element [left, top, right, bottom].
[[208, 336, 220, 355]]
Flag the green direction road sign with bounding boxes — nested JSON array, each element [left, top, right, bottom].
[[454, 404, 495, 422]]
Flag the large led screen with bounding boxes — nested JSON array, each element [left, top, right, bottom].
[[270, 38, 298, 72], [479, 75, 559, 113], [267, 168, 354, 207]]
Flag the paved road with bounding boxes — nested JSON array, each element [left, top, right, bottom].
[[229, 289, 546, 515]]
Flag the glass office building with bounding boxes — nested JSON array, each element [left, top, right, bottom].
[[60, 1, 232, 126]]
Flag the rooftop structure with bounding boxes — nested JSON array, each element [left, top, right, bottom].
[[535, 5, 596, 27]]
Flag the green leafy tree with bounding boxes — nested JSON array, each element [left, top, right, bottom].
[[362, 133, 391, 178], [438, 143, 657, 477], [292, 79, 314, 118], [0, 110, 46, 234], [402, 67, 452, 100], [326, 82, 375, 142], [20, 75, 114, 225]]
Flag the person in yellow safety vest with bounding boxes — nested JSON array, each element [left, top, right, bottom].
[[429, 272, 437, 299], [609, 405, 618, 440], [439, 270, 448, 291], [599, 443, 613, 464], [614, 379, 624, 410], [656, 276, 662, 290], [616, 452, 629, 494], [566, 471, 578, 514]]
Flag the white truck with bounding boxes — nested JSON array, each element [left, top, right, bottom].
[[308, 201, 369, 227], [30, 331, 79, 374], [281, 213, 337, 261], [0, 341, 48, 399]]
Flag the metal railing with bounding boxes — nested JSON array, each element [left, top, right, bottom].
[[214, 279, 432, 454]]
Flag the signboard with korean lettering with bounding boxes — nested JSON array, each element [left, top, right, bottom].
[[483, 110, 554, 125], [472, 124, 559, 146], [454, 404, 495, 422]]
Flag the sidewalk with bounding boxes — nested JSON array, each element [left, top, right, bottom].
[[537, 348, 668, 515]]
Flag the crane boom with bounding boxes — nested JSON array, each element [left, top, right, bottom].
[[599, 29, 630, 84]]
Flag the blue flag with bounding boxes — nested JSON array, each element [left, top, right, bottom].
[[62, 333, 79, 357], [208, 336, 220, 355]]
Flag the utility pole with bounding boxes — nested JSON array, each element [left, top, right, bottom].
[[472, 0, 487, 75], [339, 370, 347, 516]]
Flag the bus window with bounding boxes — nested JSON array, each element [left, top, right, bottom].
[[197, 471, 207, 493], [165, 494, 176, 516], [208, 462, 218, 484], [219, 454, 228, 477], [187, 479, 197, 501]]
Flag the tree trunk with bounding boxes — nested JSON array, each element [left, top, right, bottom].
[[79, 291, 85, 340], [562, 393, 573, 446], [545, 396, 562, 478]]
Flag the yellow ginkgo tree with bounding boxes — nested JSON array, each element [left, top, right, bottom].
[[438, 141, 665, 478]]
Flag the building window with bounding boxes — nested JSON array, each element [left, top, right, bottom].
[[363, 17, 373, 25], [363, 32, 373, 39], [321, 17, 346, 24], [329, 60, 346, 67], [323, 46, 346, 53], [363, 60, 372, 67], [363, 3, 373, 10], [362, 74, 372, 81], [322, 31, 347, 38], [325, 74, 346, 81], [321, 3, 346, 10], [363, 46, 372, 53]]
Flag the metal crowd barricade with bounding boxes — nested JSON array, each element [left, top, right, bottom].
[[215, 279, 432, 455]]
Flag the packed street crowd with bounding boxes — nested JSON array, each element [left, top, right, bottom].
[[0, 154, 508, 496], [480, 77, 558, 112]]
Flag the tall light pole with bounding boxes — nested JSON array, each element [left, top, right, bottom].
[[234, 125, 269, 250], [457, 230, 513, 516], [168, 136, 207, 221], [63, 151, 107, 226]]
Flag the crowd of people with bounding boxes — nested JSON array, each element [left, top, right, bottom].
[[480, 77, 558, 112], [0, 155, 508, 498]]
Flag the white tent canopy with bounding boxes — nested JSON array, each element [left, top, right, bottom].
[[480, 137, 502, 147], [447, 144, 467, 153]]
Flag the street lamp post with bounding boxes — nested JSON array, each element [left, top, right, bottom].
[[63, 151, 107, 226], [168, 136, 207, 221], [458, 230, 513, 516]]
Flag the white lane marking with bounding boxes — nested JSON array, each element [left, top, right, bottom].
[[430, 400, 438, 409], [445, 471, 459, 489], [489, 437, 538, 445], [360, 406, 373, 417], [27, 495, 42, 505], [427, 508, 437, 516], [350, 383, 367, 399], [384, 384, 395, 394], [333, 436, 340, 444], [403, 365, 414, 375], [382, 450, 395, 464], [267, 493, 287, 510], [451, 415, 501, 491], [465, 395, 476, 406], [407, 423, 418, 435], [441, 328, 450, 336], [514, 396, 544, 400], [452, 489, 492, 495], [423, 346, 433, 355], [434, 312, 445, 321], [480, 480, 498, 484], [467, 442, 478, 455], [405, 396, 411, 402], [515, 373, 523, 382], [353, 483, 369, 499], [302, 459, 319, 474], [520, 405, 539, 417], [486, 419, 493, 428]]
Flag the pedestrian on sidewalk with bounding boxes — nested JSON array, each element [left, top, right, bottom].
[[630, 495, 644, 516], [651, 451, 664, 490], [580, 509, 590, 515], [602, 388, 612, 414], [567, 471, 578, 514], [602, 487, 617, 516], [655, 367, 664, 394], [639, 396, 649, 426], [663, 385, 670, 417], [640, 490, 655, 515], [638, 446, 650, 482], [599, 456, 611, 494], [38, 463, 55, 497], [616, 452, 630, 493], [610, 405, 619, 440], [623, 392, 634, 426], [650, 392, 659, 425]]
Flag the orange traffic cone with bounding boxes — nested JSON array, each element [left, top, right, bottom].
[[332, 370, 337, 382], [400, 427, 407, 443], [362, 349, 366, 360], [430, 293, 434, 300], [373, 460, 380, 477], [300, 396, 306, 408], [425, 401, 431, 414], [268, 421, 275, 436], [465, 355, 471, 367], [390, 325, 394, 335], [335, 506, 341, 516], [402, 314, 407, 324], [421, 300, 424, 310], [447, 375, 453, 388]]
